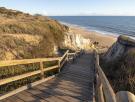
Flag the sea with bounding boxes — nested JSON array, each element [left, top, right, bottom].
[[51, 16, 135, 37]]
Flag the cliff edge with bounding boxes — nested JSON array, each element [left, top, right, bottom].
[[0, 7, 92, 60], [101, 35, 135, 94], [63, 28, 93, 50], [104, 35, 135, 61]]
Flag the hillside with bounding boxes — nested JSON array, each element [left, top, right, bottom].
[[0, 7, 94, 94], [101, 35, 135, 94], [0, 7, 68, 60]]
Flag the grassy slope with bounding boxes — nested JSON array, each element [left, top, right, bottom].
[[0, 7, 68, 94], [0, 7, 68, 60]]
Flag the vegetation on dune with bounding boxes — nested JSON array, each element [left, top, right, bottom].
[[100, 48, 135, 94], [0, 7, 68, 94], [0, 7, 23, 17], [0, 7, 68, 60]]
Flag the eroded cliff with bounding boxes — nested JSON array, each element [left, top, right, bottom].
[[101, 35, 135, 94], [104, 35, 135, 61], [63, 28, 93, 50], [0, 7, 93, 60]]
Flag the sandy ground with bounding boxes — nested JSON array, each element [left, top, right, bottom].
[[69, 26, 117, 49]]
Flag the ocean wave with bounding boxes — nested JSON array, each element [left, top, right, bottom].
[[52, 16, 135, 39], [60, 21, 119, 37]]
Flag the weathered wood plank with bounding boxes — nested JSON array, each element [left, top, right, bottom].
[[34, 85, 82, 102], [26, 88, 66, 102], [40, 82, 91, 98], [15, 91, 47, 102], [1, 51, 94, 102], [2, 95, 25, 102], [0, 57, 60, 67], [43, 65, 59, 72], [34, 84, 90, 101], [0, 75, 57, 100], [41, 80, 91, 93], [41, 77, 90, 89], [58, 74, 91, 84], [61, 72, 91, 80], [62, 69, 91, 76], [94, 51, 116, 102], [68, 53, 76, 56]]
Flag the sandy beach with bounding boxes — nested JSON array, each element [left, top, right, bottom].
[[69, 26, 117, 49]]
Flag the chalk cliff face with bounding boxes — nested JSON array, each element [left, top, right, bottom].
[[52, 29, 94, 55], [63, 31, 93, 50], [104, 35, 135, 61]]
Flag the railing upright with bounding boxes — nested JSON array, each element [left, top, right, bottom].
[[94, 50, 135, 102], [0, 49, 82, 101], [94, 50, 116, 102], [40, 61, 44, 79]]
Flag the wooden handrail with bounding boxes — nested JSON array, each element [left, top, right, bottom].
[[59, 50, 69, 62], [94, 50, 135, 102], [68, 53, 76, 55], [0, 57, 60, 67], [0, 49, 81, 99], [94, 51, 116, 102], [0, 65, 59, 86]]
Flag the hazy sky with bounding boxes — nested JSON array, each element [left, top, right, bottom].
[[0, 0, 135, 16]]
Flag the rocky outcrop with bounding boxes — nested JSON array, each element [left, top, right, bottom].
[[63, 30, 93, 50], [101, 35, 135, 94], [53, 29, 94, 55], [104, 35, 135, 61], [118, 35, 135, 46]]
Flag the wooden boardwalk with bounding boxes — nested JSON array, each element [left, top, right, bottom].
[[2, 53, 94, 102]]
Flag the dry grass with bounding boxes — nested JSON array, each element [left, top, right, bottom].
[[0, 7, 68, 60], [100, 49, 135, 94], [0, 60, 58, 94], [0, 7, 68, 94]]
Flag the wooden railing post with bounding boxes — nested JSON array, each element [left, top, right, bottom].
[[98, 84, 104, 102], [58, 59, 61, 72], [96, 74, 104, 102], [94, 50, 117, 102], [66, 53, 69, 61], [58, 59, 61, 67], [0, 49, 75, 100], [40, 61, 44, 79]]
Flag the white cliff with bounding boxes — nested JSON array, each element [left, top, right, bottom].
[[63, 29, 93, 50]]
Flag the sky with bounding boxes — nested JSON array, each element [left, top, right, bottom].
[[0, 0, 135, 16]]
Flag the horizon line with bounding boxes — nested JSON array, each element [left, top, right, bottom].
[[2, 7, 135, 17]]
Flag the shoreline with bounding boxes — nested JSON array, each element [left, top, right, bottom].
[[68, 25, 117, 49], [61, 21, 119, 37]]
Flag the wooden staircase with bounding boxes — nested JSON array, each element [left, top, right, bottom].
[[0, 50, 135, 102]]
